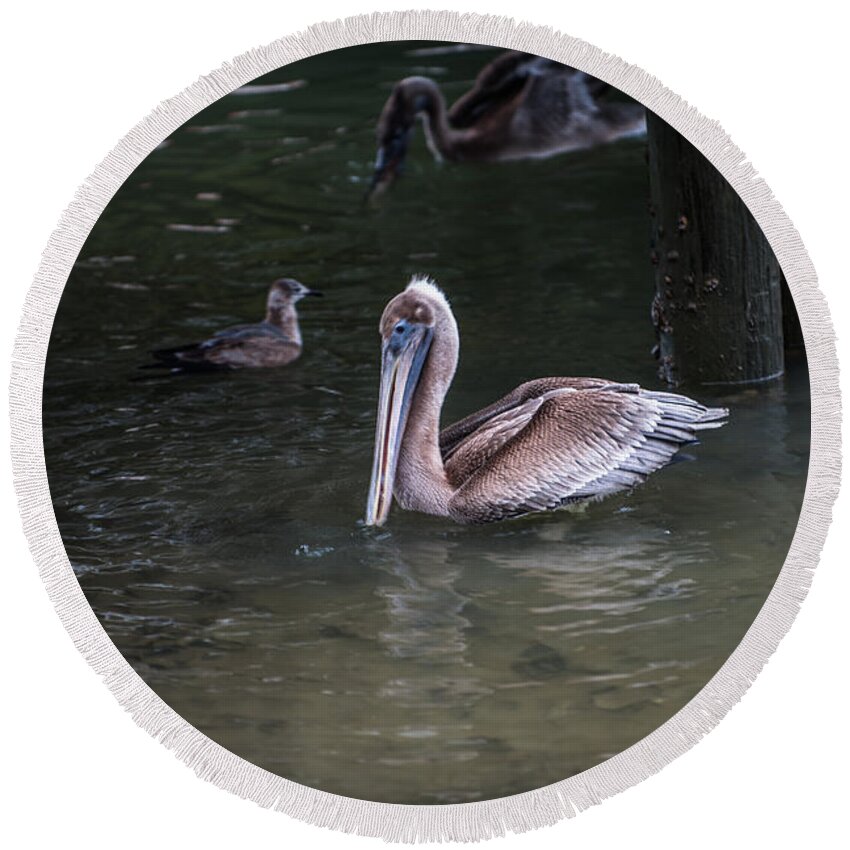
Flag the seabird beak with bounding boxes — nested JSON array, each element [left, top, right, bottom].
[[365, 320, 433, 526], [366, 126, 412, 200]]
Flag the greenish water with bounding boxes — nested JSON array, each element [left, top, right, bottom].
[[43, 42, 810, 804]]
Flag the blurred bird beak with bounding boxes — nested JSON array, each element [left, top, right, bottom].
[[367, 126, 412, 200]]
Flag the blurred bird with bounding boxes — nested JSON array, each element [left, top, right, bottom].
[[368, 51, 646, 196], [146, 278, 322, 372]]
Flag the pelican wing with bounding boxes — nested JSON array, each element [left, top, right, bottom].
[[440, 376, 612, 460], [450, 50, 612, 122], [445, 383, 727, 523], [449, 52, 621, 155], [448, 52, 578, 128]]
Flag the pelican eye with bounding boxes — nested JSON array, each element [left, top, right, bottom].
[[393, 322, 406, 335]]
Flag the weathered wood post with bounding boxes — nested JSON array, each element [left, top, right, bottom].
[[781, 273, 805, 355], [647, 111, 785, 386]]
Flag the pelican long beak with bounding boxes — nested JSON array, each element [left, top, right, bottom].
[[365, 322, 433, 526], [367, 126, 412, 200]]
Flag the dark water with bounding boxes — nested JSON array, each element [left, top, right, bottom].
[[43, 42, 810, 804]]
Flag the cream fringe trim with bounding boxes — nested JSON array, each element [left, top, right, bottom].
[[8, 9, 840, 843]]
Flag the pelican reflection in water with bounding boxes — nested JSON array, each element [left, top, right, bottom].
[[366, 277, 728, 526], [370, 51, 646, 195]]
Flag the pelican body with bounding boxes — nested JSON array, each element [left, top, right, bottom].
[[370, 51, 646, 194], [365, 278, 727, 526], [149, 277, 321, 371]]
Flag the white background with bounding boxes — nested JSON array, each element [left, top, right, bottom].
[[2, 2, 847, 847]]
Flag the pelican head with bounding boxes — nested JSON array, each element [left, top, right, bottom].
[[267, 277, 323, 308], [369, 78, 442, 197], [366, 277, 457, 526]]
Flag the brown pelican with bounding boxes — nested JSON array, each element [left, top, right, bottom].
[[369, 51, 646, 195], [365, 278, 727, 525], [148, 278, 321, 371]]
